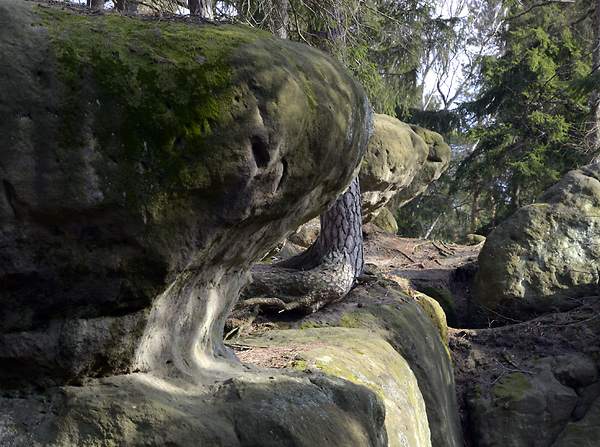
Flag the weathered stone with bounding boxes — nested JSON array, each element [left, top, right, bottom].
[[463, 234, 486, 245], [371, 206, 399, 234], [0, 368, 387, 447], [469, 358, 580, 447], [288, 217, 321, 247], [476, 164, 600, 320], [240, 327, 431, 447], [0, 1, 372, 386], [386, 124, 451, 211], [553, 354, 599, 388], [337, 287, 464, 447], [553, 395, 600, 447], [360, 114, 429, 219]]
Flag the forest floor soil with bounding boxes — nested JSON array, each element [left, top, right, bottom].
[[226, 224, 600, 446]]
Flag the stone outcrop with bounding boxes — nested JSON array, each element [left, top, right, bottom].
[[468, 355, 600, 447], [384, 124, 451, 211], [240, 328, 431, 447], [0, 0, 372, 384], [288, 117, 451, 246], [360, 114, 429, 220], [476, 163, 600, 320], [0, 368, 387, 446], [237, 278, 463, 447], [0, 2, 389, 445]]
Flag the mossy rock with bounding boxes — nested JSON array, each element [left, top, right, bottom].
[[469, 358, 579, 447], [463, 234, 486, 245], [387, 125, 451, 210], [416, 284, 458, 328], [360, 114, 428, 218], [0, 0, 372, 387], [337, 300, 463, 447], [553, 396, 600, 447], [240, 327, 431, 447], [414, 293, 449, 349], [0, 368, 387, 447], [476, 164, 600, 320], [370, 206, 399, 234]]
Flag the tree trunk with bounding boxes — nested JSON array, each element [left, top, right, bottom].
[[269, 0, 290, 39], [489, 191, 497, 230], [241, 176, 364, 314], [189, 0, 214, 20], [88, 0, 105, 9], [114, 0, 138, 12], [590, 0, 600, 163], [470, 189, 481, 234]]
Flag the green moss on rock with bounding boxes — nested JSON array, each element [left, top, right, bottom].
[[418, 284, 458, 328], [491, 372, 532, 402], [414, 293, 449, 349], [35, 5, 265, 206], [241, 328, 432, 447]]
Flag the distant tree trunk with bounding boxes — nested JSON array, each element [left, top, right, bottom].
[[87, 0, 105, 9], [189, 0, 214, 19], [489, 191, 497, 231], [510, 183, 521, 212], [423, 215, 440, 240], [269, 0, 290, 39], [470, 189, 481, 234], [590, 0, 600, 163], [114, 0, 138, 12]]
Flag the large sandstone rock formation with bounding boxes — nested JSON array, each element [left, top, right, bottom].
[[0, 0, 371, 387], [360, 116, 451, 223], [384, 124, 451, 212], [360, 114, 429, 219], [476, 163, 600, 320], [238, 279, 464, 447], [0, 2, 469, 446], [469, 355, 600, 447], [288, 116, 451, 246], [0, 3, 393, 445]]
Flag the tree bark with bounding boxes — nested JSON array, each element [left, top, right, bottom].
[[590, 0, 600, 163], [189, 0, 214, 20], [242, 176, 365, 314], [470, 189, 481, 234], [269, 0, 290, 39]]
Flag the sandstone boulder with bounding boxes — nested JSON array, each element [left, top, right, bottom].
[[476, 164, 600, 320], [386, 124, 451, 211], [0, 1, 372, 387], [240, 328, 431, 447], [469, 356, 600, 447], [359, 114, 429, 220]]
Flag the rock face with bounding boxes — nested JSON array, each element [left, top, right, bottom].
[[385, 124, 451, 211], [240, 328, 431, 447], [476, 164, 600, 320], [469, 355, 600, 447], [359, 114, 429, 220], [0, 1, 372, 387], [237, 279, 463, 447]]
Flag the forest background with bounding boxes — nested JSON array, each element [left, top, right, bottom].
[[75, 0, 600, 242]]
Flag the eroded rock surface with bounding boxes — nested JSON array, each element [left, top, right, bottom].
[[385, 124, 451, 211], [0, 1, 372, 388], [468, 356, 600, 447], [476, 163, 600, 320], [360, 114, 429, 220], [240, 327, 432, 447]]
